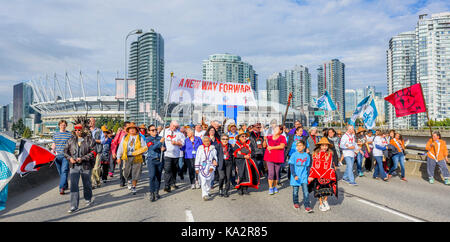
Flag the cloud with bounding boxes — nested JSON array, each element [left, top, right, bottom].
[[0, 0, 449, 106]]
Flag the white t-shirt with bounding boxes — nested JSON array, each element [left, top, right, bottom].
[[373, 136, 388, 157], [160, 128, 185, 158], [340, 132, 357, 158]]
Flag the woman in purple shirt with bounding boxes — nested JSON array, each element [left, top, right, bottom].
[[181, 128, 203, 189]]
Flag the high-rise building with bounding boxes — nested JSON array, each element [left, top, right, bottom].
[[345, 89, 356, 119], [317, 59, 345, 121], [386, 31, 417, 129], [128, 29, 164, 124], [202, 54, 256, 87], [13, 82, 40, 130], [284, 65, 311, 111], [415, 13, 450, 125], [266, 72, 284, 104]]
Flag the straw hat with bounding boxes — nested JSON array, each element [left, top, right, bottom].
[[228, 123, 237, 132], [316, 137, 333, 147], [236, 132, 250, 140], [126, 122, 139, 133], [356, 127, 367, 133]]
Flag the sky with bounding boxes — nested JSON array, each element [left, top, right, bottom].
[[0, 0, 449, 106]]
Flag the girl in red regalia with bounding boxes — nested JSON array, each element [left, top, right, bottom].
[[233, 133, 260, 195], [308, 137, 338, 212]]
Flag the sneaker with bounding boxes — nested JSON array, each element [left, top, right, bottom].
[[319, 204, 327, 212], [349, 182, 358, 186], [358, 172, 364, 177], [131, 187, 137, 195], [445, 179, 450, 185], [59, 188, 65, 195], [203, 195, 209, 201], [85, 200, 92, 207], [108, 172, 113, 177], [304, 207, 313, 213], [323, 201, 330, 211], [273, 187, 279, 194], [268, 188, 274, 195], [191, 184, 196, 190], [342, 179, 350, 184], [338, 162, 343, 167], [429, 177, 434, 184], [127, 181, 132, 190], [401, 177, 407, 182], [67, 207, 78, 213], [293, 204, 300, 210]]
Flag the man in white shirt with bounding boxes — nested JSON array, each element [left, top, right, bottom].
[[340, 125, 358, 185], [194, 124, 206, 138], [160, 120, 185, 192]]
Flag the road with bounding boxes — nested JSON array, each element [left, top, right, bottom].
[[1, 164, 449, 222]]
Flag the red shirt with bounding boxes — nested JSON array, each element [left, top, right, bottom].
[[263, 135, 287, 163]]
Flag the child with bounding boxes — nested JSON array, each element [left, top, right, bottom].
[[101, 128, 112, 183], [308, 137, 338, 212], [195, 136, 218, 201], [288, 141, 312, 213]]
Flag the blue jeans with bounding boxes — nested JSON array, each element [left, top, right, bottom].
[[389, 153, 406, 178], [293, 184, 310, 208], [373, 156, 387, 179], [356, 152, 364, 175], [343, 156, 356, 183], [55, 154, 69, 190], [148, 160, 163, 193]]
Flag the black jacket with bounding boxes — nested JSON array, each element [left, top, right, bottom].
[[217, 143, 235, 171], [64, 134, 96, 169], [249, 131, 264, 157]]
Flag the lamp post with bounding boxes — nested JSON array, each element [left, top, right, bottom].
[[124, 29, 143, 122]]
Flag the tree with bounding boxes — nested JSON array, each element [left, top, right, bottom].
[[12, 118, 26, 138], [22, 127, 32, 139]]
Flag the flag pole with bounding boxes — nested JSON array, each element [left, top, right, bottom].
[[282, 92, 293, 128], [418, 82, 437, 160], [160, 72, 174, 162]]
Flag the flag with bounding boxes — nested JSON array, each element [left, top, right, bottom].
[[349, 95, 378, 129], [17, 139, 56, 176], [314, 91, 337, 111], [384, 83, 426, 118], [0, 134, 19, 211]]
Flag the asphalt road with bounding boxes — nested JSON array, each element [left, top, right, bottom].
[[1, 164, 449, 222]]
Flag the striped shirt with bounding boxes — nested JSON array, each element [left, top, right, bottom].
[[53, 131, 72, 155]]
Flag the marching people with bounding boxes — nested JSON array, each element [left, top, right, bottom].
[[161, 120, 185, 192], [217, 134, 235, 197], [325, 128, 341, 167], [289, 140, 312, 213], [181, 128, 203, 189], [249, 123, 266, 178], [355, 127, 368, 177], [145, 125, 165, 202], [341, 125, 358, 186], [308, 137, 338, 212], [365, 130, 375, 172], [51, 120, 72, 195], [425, 131, 449, 185], [116, 122, 148, 195], [234, 133, 260, 195], [111, 121, 130, 186], [227, 124, 239, 147], [372, 130, 389, 181], [195, 136, 218, 201], [263, 125, 287, 195], [306, 127, 319, 155], [100, 126, 112, 184], [64, 123, 96, 213], [89, 118, 104, 189], [286, 126, 309, 181], [389, 132, 407, 181], [194, 124, 206, 138]]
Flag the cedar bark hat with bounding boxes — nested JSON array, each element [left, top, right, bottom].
[[316, 137, 333, 147], [356, 127, 367, 133], [126, 122, 139, 133]]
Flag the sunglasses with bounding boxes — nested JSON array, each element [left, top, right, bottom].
[[221, 138, 228, 140], [149, 129, 156, 132], [74, 129, 82, 131]]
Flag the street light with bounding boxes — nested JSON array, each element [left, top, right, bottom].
[[124, 29, 143, 122]]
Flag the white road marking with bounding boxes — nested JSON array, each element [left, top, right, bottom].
[[356, 198, 425, 222], [185, 209, 195, 222]]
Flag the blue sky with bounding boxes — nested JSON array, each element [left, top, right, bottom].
[[0, 0, 449, 105]]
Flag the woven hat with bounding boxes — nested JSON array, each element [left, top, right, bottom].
[[101, 125, 108, 132], [356, 127, 367, 133], [126, 122, 139, 133], [236, 132, 250, 140], [316, 137, 333, 147], [139, 124, 147, 130]]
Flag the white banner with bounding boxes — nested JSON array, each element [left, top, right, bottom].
[[169, 77, 257, 106]]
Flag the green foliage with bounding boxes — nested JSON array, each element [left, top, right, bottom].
[[426, 118, 450, 127], [12, 118, 26, 138], [22, 127, 32, 139]]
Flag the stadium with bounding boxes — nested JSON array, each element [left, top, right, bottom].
[[30, 71, 126, 133]]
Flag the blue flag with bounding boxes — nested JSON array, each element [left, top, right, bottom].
[[0, 134, 18, 211], [314, 91, 337, 111], [349, 96, 378, 129]]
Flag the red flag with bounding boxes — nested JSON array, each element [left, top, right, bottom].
[[17, 140, 56, 176], [384, 83, 426, 118]]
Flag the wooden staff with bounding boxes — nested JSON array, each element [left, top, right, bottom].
[[282, 92, 293, 128]]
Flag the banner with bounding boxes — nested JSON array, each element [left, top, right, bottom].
[[314, 91, 336, 111], [17, 139, 56, 176], [384, 83, 426, 118], [0, 134, 18, 211], [168, 77, 257, 106]]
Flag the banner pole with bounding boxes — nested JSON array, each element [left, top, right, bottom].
[[160, 72, 174, 162]]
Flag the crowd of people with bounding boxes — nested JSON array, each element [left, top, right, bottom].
[[51, 118, 450, 214]]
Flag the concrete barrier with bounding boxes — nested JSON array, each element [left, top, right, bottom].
[[404, 154, 450, 182]]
